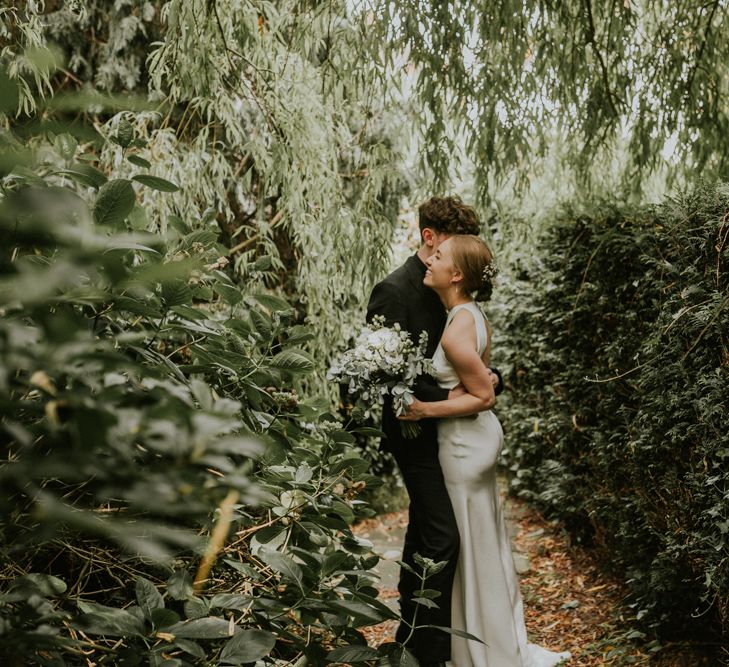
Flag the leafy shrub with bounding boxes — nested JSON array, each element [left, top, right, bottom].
[[0, 73, 392, 665], [494, 185, 729, 641]]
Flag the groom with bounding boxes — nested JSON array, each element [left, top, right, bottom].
[[366, 196, 499, 666]]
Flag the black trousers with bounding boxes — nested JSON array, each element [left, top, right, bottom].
[[392, 442, 460, 663]]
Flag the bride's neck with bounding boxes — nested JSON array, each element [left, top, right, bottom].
[[438, 288, 471, 311]]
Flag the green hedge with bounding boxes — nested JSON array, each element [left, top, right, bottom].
[[494, 183, 729, 640]]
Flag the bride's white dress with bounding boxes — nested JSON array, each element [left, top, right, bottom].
[[433, 302, 571, 667]]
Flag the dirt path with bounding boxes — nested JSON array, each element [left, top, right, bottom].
[[353, 489, 722, 666]]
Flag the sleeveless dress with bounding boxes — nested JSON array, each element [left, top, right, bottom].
[[433, 302, 571, 667]]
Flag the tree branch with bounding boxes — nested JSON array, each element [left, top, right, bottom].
[[684, 0, 720, 102], [583, 0, 621, 119]]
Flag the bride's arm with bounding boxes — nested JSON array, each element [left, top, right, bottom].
[[399, 310, 495, 420]]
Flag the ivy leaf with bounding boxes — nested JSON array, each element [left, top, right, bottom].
[[219, 629, 276, 664], [93, 179, 135, 227], [135, 577, 164, 621], [127, 154, 152, 169], [133, 174, 180, 192]]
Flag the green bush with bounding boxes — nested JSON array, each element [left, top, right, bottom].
[[0, 75, 392, 665], [494, 184, 729, 640]]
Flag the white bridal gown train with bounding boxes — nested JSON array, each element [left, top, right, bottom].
[[433, 302, 571, 667]]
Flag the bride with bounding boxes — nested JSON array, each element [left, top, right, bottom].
[[399, 235, 571, 667]]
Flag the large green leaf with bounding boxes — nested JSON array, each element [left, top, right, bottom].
[[327, 599, 383, 625], [219, 629, 276, 664], [114, 118, 134, 148], [162, 280, 193, 307], [285, 324, 316, 345], [209, 593, 254, 610], [77, 601, 146, 637], [253, 292, 293, 313], [377, 643, 419, 667], [54, 133, 77, 160], [326, 645, 379, 663], [58, 168, 102, 189], [249, 308, 272, 340], [259, 548, 304, 590], [166, 617, 234, 639], [424, 625, 485, 643], [174, 638, 206, 659], [93, 179, 135, 227], [135, 577, 164, 621], [15, 573, 67, 597], [73, 163, 108, 187], [0, 68, 19, 112], [133, 174, 180, 192], [127, 154, 152, 169], [269, 350, 314, 373]]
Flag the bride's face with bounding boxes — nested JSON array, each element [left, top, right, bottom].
[[424, 238, 459, 290]]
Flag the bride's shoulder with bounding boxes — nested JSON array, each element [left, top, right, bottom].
[[442, 308, 478, 346]]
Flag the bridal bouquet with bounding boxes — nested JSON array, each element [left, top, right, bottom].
[[327, 316, 432, 439]]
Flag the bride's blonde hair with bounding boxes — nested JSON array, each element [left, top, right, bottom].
[[449, 235, 497, 302]]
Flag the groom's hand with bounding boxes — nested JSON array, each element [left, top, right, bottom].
[[448, 383, 467, 400]]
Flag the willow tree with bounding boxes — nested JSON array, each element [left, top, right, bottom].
[[4, 1, 729, 374], [375, 0, 729, 200], [3, 0, 407, 391]]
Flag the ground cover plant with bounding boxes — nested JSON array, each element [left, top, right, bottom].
[[494, 185, 729, 645]]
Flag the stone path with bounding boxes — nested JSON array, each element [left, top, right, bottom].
[[353, 478, 722, 665], [352, 478, 537, 660], [357, 477, 530, 608]]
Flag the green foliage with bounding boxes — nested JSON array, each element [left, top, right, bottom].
[[2, 1, 407, 394], [0, 73, 394, 664], [8, 1, 729, 393], [378, 1, 729, 199], [494, 184, 729, 641]]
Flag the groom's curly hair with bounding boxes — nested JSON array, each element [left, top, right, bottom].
[[418, 196, 481, 236]]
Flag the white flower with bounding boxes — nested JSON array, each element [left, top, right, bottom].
[[328, 320, 431, 426]]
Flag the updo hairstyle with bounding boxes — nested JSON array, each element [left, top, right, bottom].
[[448, 234, 497, 302]]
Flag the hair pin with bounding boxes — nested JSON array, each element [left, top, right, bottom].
[[482, 262, 499, 283]]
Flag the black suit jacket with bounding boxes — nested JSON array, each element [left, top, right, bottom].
[[366, 254, 450, 455]]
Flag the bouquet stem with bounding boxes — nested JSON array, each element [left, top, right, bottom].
[[400, 422, 421, 439]]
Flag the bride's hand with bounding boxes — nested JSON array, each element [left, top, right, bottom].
[[397, 398, 429, 421]]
